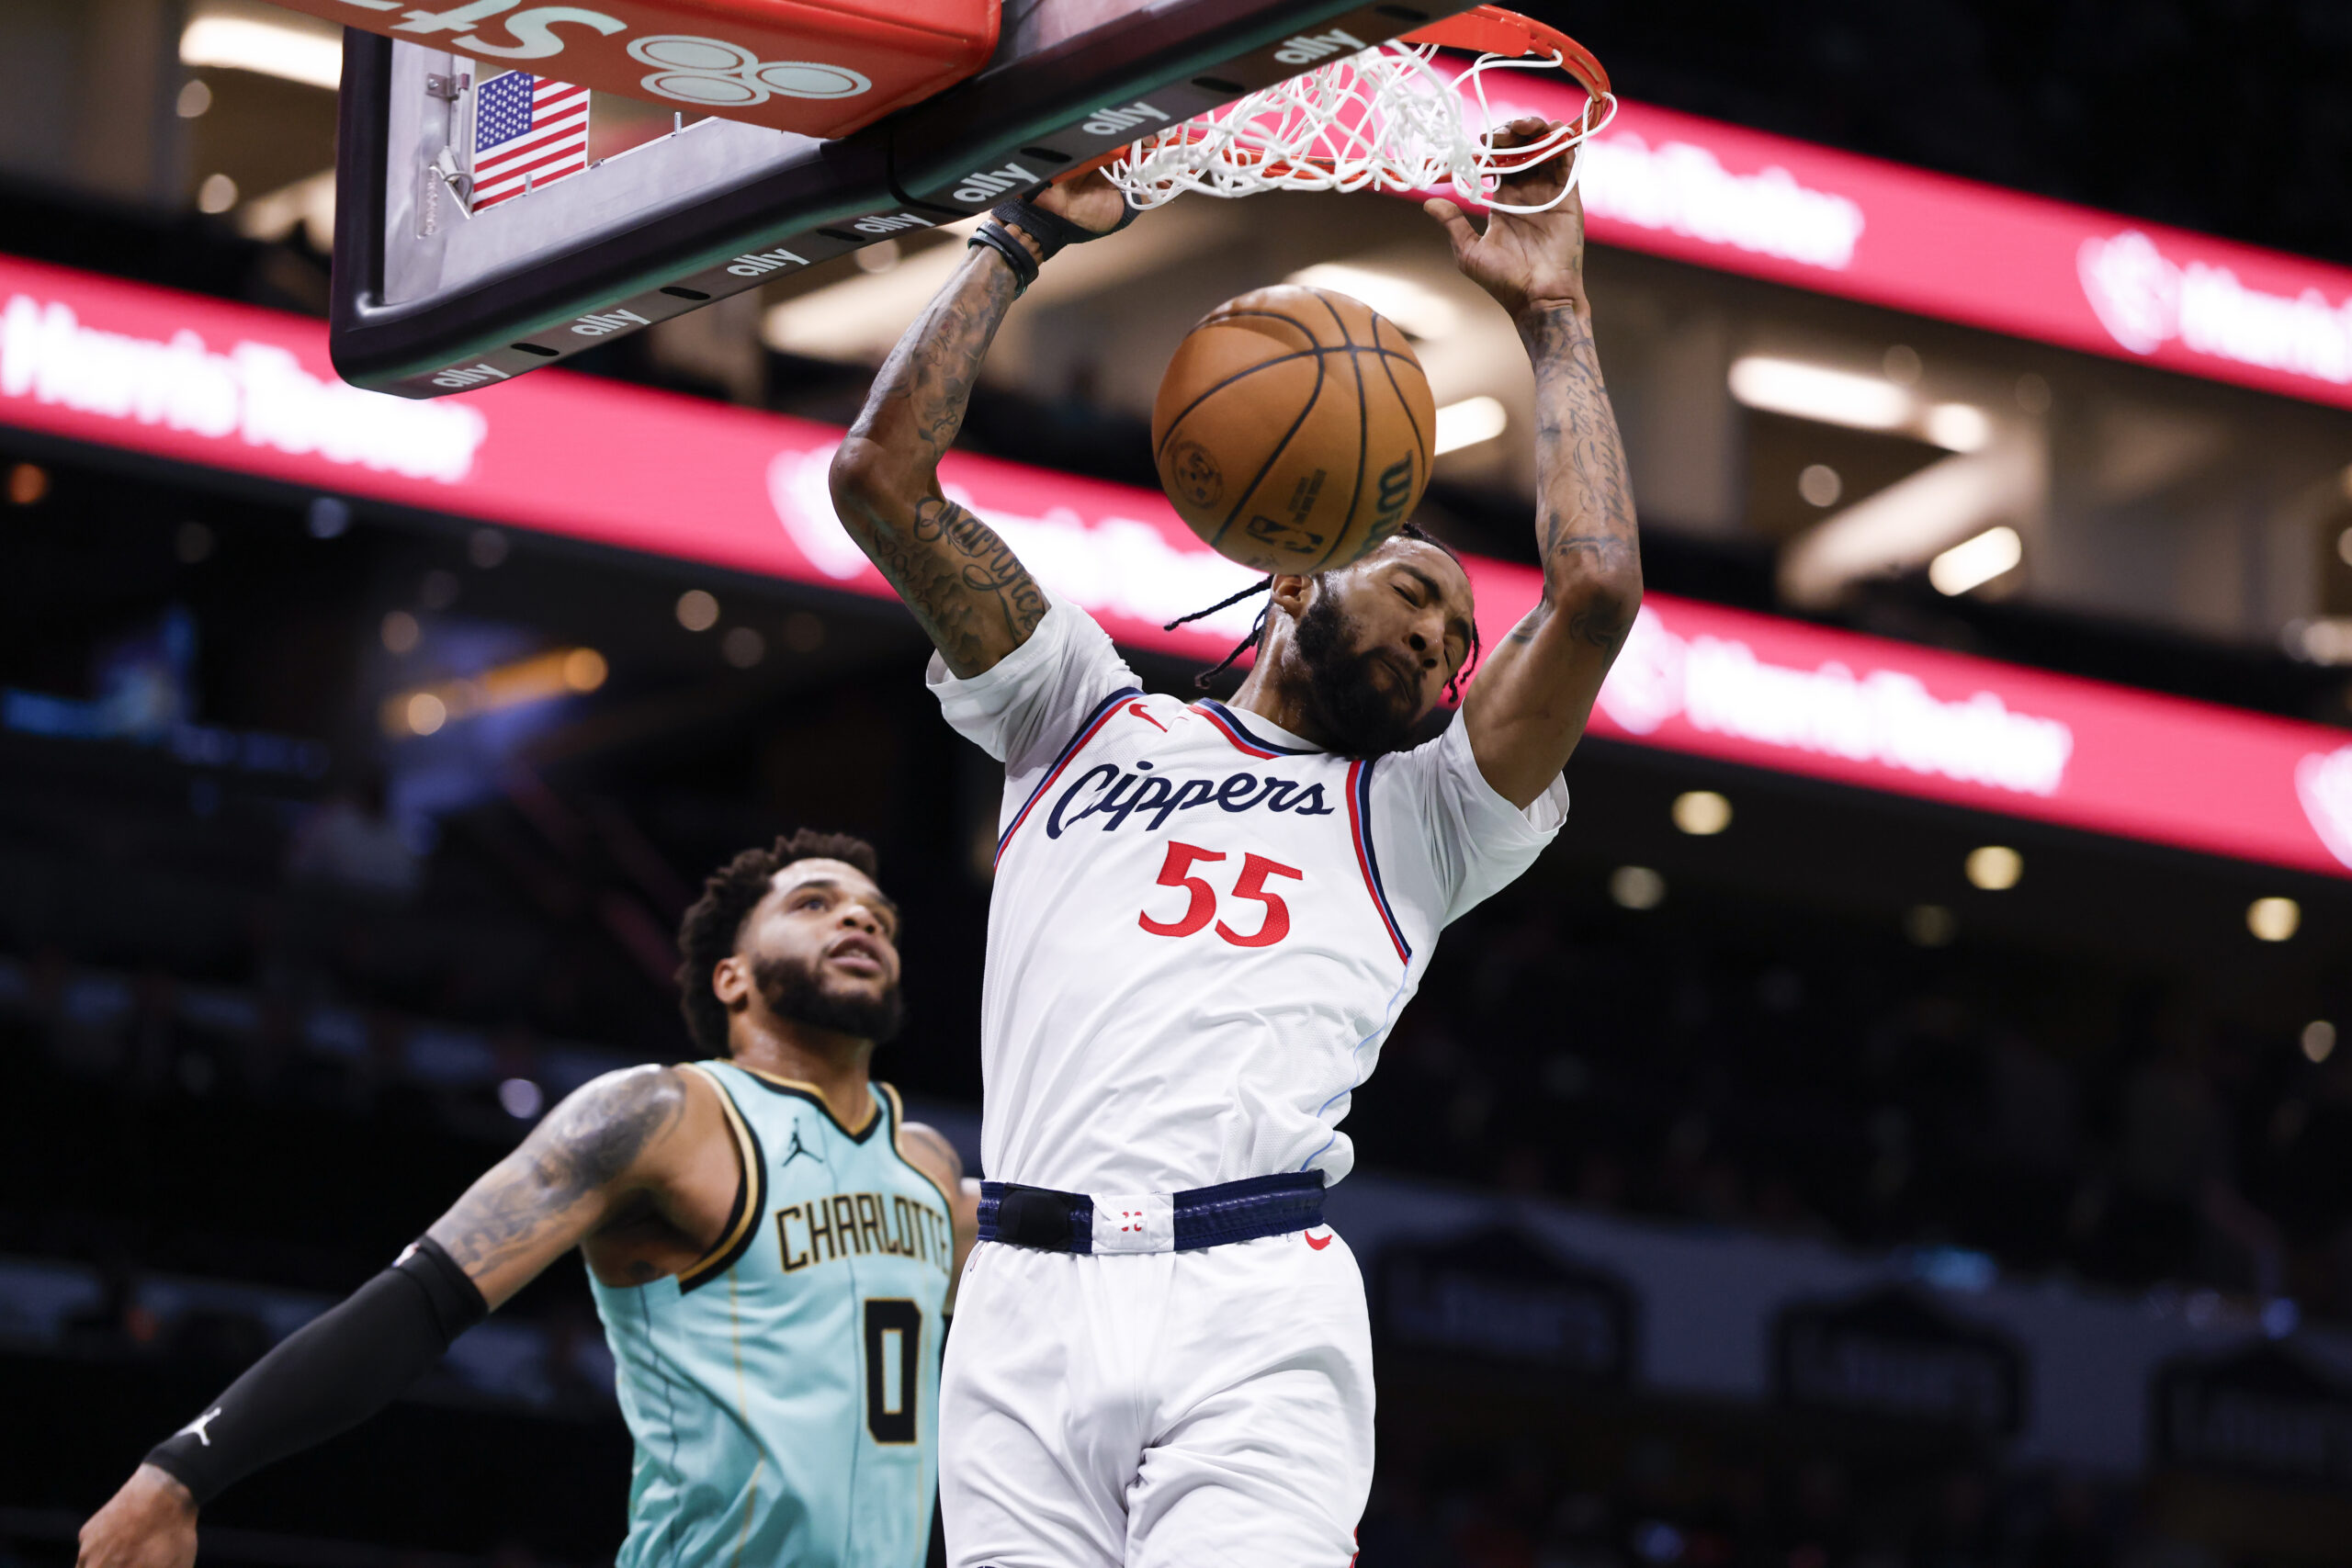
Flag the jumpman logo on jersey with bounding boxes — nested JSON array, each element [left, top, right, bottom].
[[778, 1122, 823, 1168], [177, 1407, 223, 1447]]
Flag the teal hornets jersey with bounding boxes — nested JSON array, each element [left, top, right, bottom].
[[590, 1063, 954, 1568]]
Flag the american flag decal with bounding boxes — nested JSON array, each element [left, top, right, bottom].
[[469, 72, 590, 212]]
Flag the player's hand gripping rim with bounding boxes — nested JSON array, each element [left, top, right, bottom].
[[971, 169, 1138, 286], [1422, 117, 1590, 322]]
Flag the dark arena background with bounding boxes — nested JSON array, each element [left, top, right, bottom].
[[8, 3, 2352, 1566]]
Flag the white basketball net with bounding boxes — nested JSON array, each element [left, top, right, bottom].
[[1104, 40, 1616, 213]]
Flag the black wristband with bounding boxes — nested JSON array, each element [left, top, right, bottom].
[[965, 191, 1138, 293], [144, 1237, 487, 1506], [967, 223, 1039, 292]]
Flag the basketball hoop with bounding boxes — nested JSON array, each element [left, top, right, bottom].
[[1102, 5, 1612, 214]]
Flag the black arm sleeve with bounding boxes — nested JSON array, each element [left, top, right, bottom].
[[143, 1236, 488, 1505]]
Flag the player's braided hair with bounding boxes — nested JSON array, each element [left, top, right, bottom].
[[1163, 523, 1482, 700], [674, 829, 884, 1057]]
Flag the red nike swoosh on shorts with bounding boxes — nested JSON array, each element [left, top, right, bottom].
[[1303, 1228, 1334, 1250]]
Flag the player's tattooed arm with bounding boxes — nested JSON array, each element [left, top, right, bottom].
[[1523, 302, 1640, 650], [899, 1121, 963, 1183], [899, 1121, 981, 1309], [829, 246, 1049, 678], [426, 1065, 693, 1309], [1426, 117, 1642, 807]]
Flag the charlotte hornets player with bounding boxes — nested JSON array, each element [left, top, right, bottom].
[[77, 829, 976, 1568], [830, 124, 1637, 1566]]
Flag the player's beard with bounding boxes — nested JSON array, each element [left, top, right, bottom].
[[751, 953, 906, 1044], [1293, 585, 1420, 758]]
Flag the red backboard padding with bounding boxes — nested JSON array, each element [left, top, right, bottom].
[[268, 0, 1000, 139]]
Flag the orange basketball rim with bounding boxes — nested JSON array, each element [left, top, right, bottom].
[[1102, 5, 1614, 213]]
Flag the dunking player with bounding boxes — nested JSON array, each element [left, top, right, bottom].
[[77, 830, 978, 1568], [829, 122, 1637, 1566]]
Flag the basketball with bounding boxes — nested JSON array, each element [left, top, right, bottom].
[[1151, 285, 1436, 576]]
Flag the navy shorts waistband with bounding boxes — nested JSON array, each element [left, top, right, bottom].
[[977, 1171, 1327, 1255]]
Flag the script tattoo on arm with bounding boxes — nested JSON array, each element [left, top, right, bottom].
[[859, 493, 1048, 675], [427, 1066, 686, 1300], [831, 250, 1050, 677]]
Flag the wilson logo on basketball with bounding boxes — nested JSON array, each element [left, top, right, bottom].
[[1371, 457, 1414, 533]]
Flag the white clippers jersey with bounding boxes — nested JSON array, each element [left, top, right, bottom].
[[930, 596, 1567, 1195]]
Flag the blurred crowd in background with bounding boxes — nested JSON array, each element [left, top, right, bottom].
[[1360, 1446, 2154, 1568], [1364, 886, 2352, 1322]]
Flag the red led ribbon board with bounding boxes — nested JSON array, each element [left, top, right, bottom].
[[5, 253, 2350, 876], [1425, 86, 2352, 414], [266, 0, 998, 139]]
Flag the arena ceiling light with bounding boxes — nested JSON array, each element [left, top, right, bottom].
[[1781, 438, 2045, 610], [2247, 897, 2301, 942], [179, 8, 343, 90], [1727, 356, 1913, 431], [2282, 616, 2352, 665], [1905, 905, 1957, 947], [380, 648, 608, 739], [1923, 402, 1993, 452], [1964, 845, 2023, 891], [1433, 396, 1508, 456], [1928, 525, 2023, 595], [1285, 265, 1461, 341], [1671, 790, 1732, 835], [1609, 865, 1666, 909], [237, 170, 336, 251]]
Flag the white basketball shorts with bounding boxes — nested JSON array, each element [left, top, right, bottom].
[[938, 1225, 1374, 1568]]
